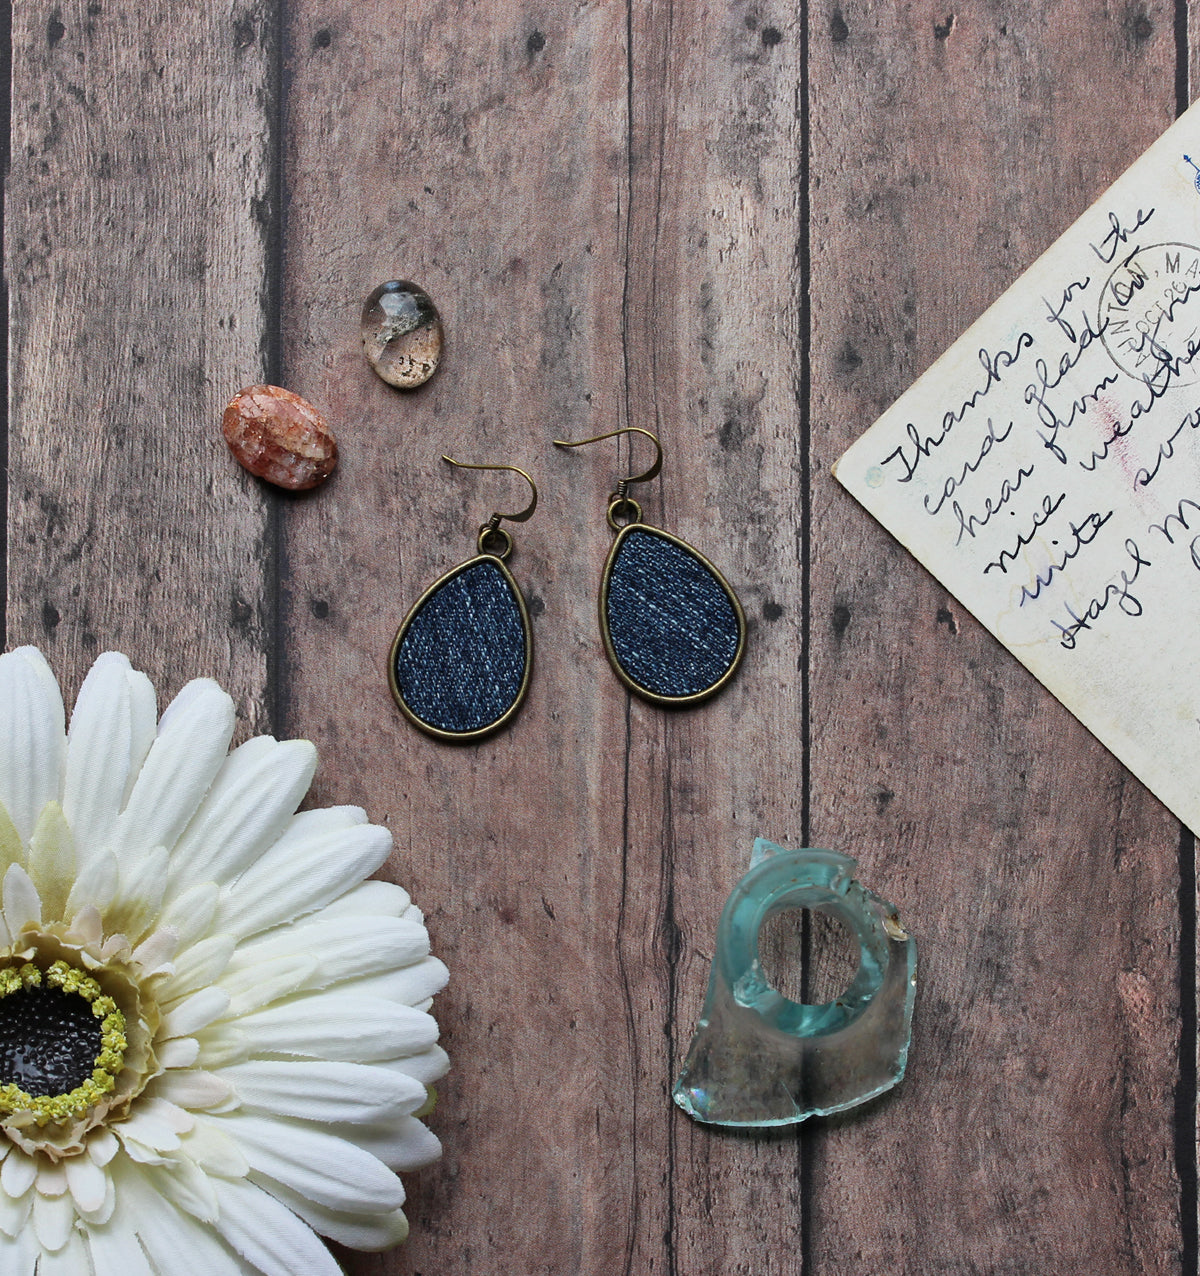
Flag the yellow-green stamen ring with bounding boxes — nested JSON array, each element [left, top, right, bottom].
[[0, 959, 128, 1124]]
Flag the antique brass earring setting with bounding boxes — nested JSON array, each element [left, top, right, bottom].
[[554, 428, 746, 706], [389, 457, 536, 742]]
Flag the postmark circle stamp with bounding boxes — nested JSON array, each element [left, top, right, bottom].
[[1098, 241, 1200, 386]]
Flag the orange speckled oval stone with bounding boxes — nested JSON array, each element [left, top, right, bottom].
[[222, 385, 338, 490]]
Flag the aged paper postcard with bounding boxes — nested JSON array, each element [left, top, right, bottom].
[[835, 105, 1200, 835]]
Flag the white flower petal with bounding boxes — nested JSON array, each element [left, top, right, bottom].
[[334, 957, 449, 1007], [32, 1227, 89, 1273], [150, 1069, 235, 1111], [311, 877, 412, 919], [129, 926, 178, 975], [0, 1147, 35, 1199], [34, 1160, 67, 1196], [157, 933, 236, 1006], [116, 1109, 183, 1154], [156, 881, 219, 949], [194, 1023, 250, 1068], [115, 1161, 247, 1275], [63, 652, 156, 862], [87, 1129, 119, 1167], [249, 1176, 410, 1251], [32, 1187, 75, 1251], [350, 1115, 443, 1171], [85, 1220, 156, 1276], [157, 1037, 201, 1069], [140, 1096, 196, 1135], [112, 677, 235, 861], [154, 1154, 219, 1223], [64, 852, 118, 922], [219, 953, 317, 1016], [181, 1120, 250, 1179], [167, 738, 317, 894], [0, 1174, 32, 1236], [210, 1175, 342, 1276], [161, 985, 231, 1038], [381, 1044, 451, 1086], [225, 915, 430, 990], [76, 1172, 115, 1226], [0, 647, 66, 845], [214, 822, 392, 939], [104, 846, 169, 940], [217, 994, 438, 1061], [2, 863, 42, 935], [217, 1060, 427, 1123], [0, 803, 24, 887], [5, 1225, 39, 1274], [64, 1153, 108, 1213], [217, 1112, 404, 1213], [25, 801, 75, 920]]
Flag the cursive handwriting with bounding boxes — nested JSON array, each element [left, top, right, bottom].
[[1090, 207, 1155, 264], [1050, 539, 1151, 650], [982, 491, 1067, 575], [880, 334, 1034, 483], [952, 460, 1035, 546], [923, 417, 1014, 515], [1148, 497, 1200, 545], [1024, 307, 1116, 462], [1078, 409, 1134, 472], [1017, 510, 1114, 605], [1134, 404, 1200, 487], [1042, 277, 1092, 340]]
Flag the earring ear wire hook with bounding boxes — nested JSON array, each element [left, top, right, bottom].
[[552, 427, 664, 495], [441, 456, 539, 524]]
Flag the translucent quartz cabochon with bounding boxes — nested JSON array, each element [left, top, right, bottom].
[[673, 840, 917, 1128]]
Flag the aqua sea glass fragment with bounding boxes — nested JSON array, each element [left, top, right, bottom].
[[673, 839, 916, 1128]]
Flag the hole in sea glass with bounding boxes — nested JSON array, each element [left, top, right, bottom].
[[757, 907, 860, 1006]]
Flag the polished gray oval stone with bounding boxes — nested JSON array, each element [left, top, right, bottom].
[[362, 280, 443, 388]]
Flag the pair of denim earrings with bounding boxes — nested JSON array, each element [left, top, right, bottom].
[[388, 428, 747, 742]]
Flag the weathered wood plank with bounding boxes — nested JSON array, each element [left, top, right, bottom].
[[809, 3, 1185, 1272], [278, 1, 805, 1271], [6, 0, 276, 719], [278, 8, 639, 1272]]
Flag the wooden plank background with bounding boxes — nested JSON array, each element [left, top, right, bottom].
[[3, 1, 1196, 1272]]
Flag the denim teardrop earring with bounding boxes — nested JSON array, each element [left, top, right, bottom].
[[389, 456, 537, 741], [554, 428, 746, 706]]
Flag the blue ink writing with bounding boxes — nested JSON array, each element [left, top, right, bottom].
[[1090, 207, 1155, 264], [881, 334, 1034, 483], [1051, 539, 1151, 650], [923, 418, 1014, 515], [982, 491, 1067, 576], [952, 461, 1035, 546], [1017, 509, 1114, 605]]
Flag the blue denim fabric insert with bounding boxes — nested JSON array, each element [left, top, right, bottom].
[[606, 528, 740, 698], [395, 559, 527, 733]]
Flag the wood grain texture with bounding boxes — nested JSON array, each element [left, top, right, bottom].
[[3, 0, 1197, 1273], [810, 3, 1186, 1272], [6, 0, 278, 722], [280, 4, 806, 1271]]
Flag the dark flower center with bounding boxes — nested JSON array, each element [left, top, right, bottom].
[[0, 962, 127, 1123], [0, 983, 101, 1095]]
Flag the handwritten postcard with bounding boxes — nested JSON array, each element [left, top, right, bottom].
[[835, 105, 1200, 836]]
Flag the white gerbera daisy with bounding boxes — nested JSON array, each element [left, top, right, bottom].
[[0, 646, 448, 1274]]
